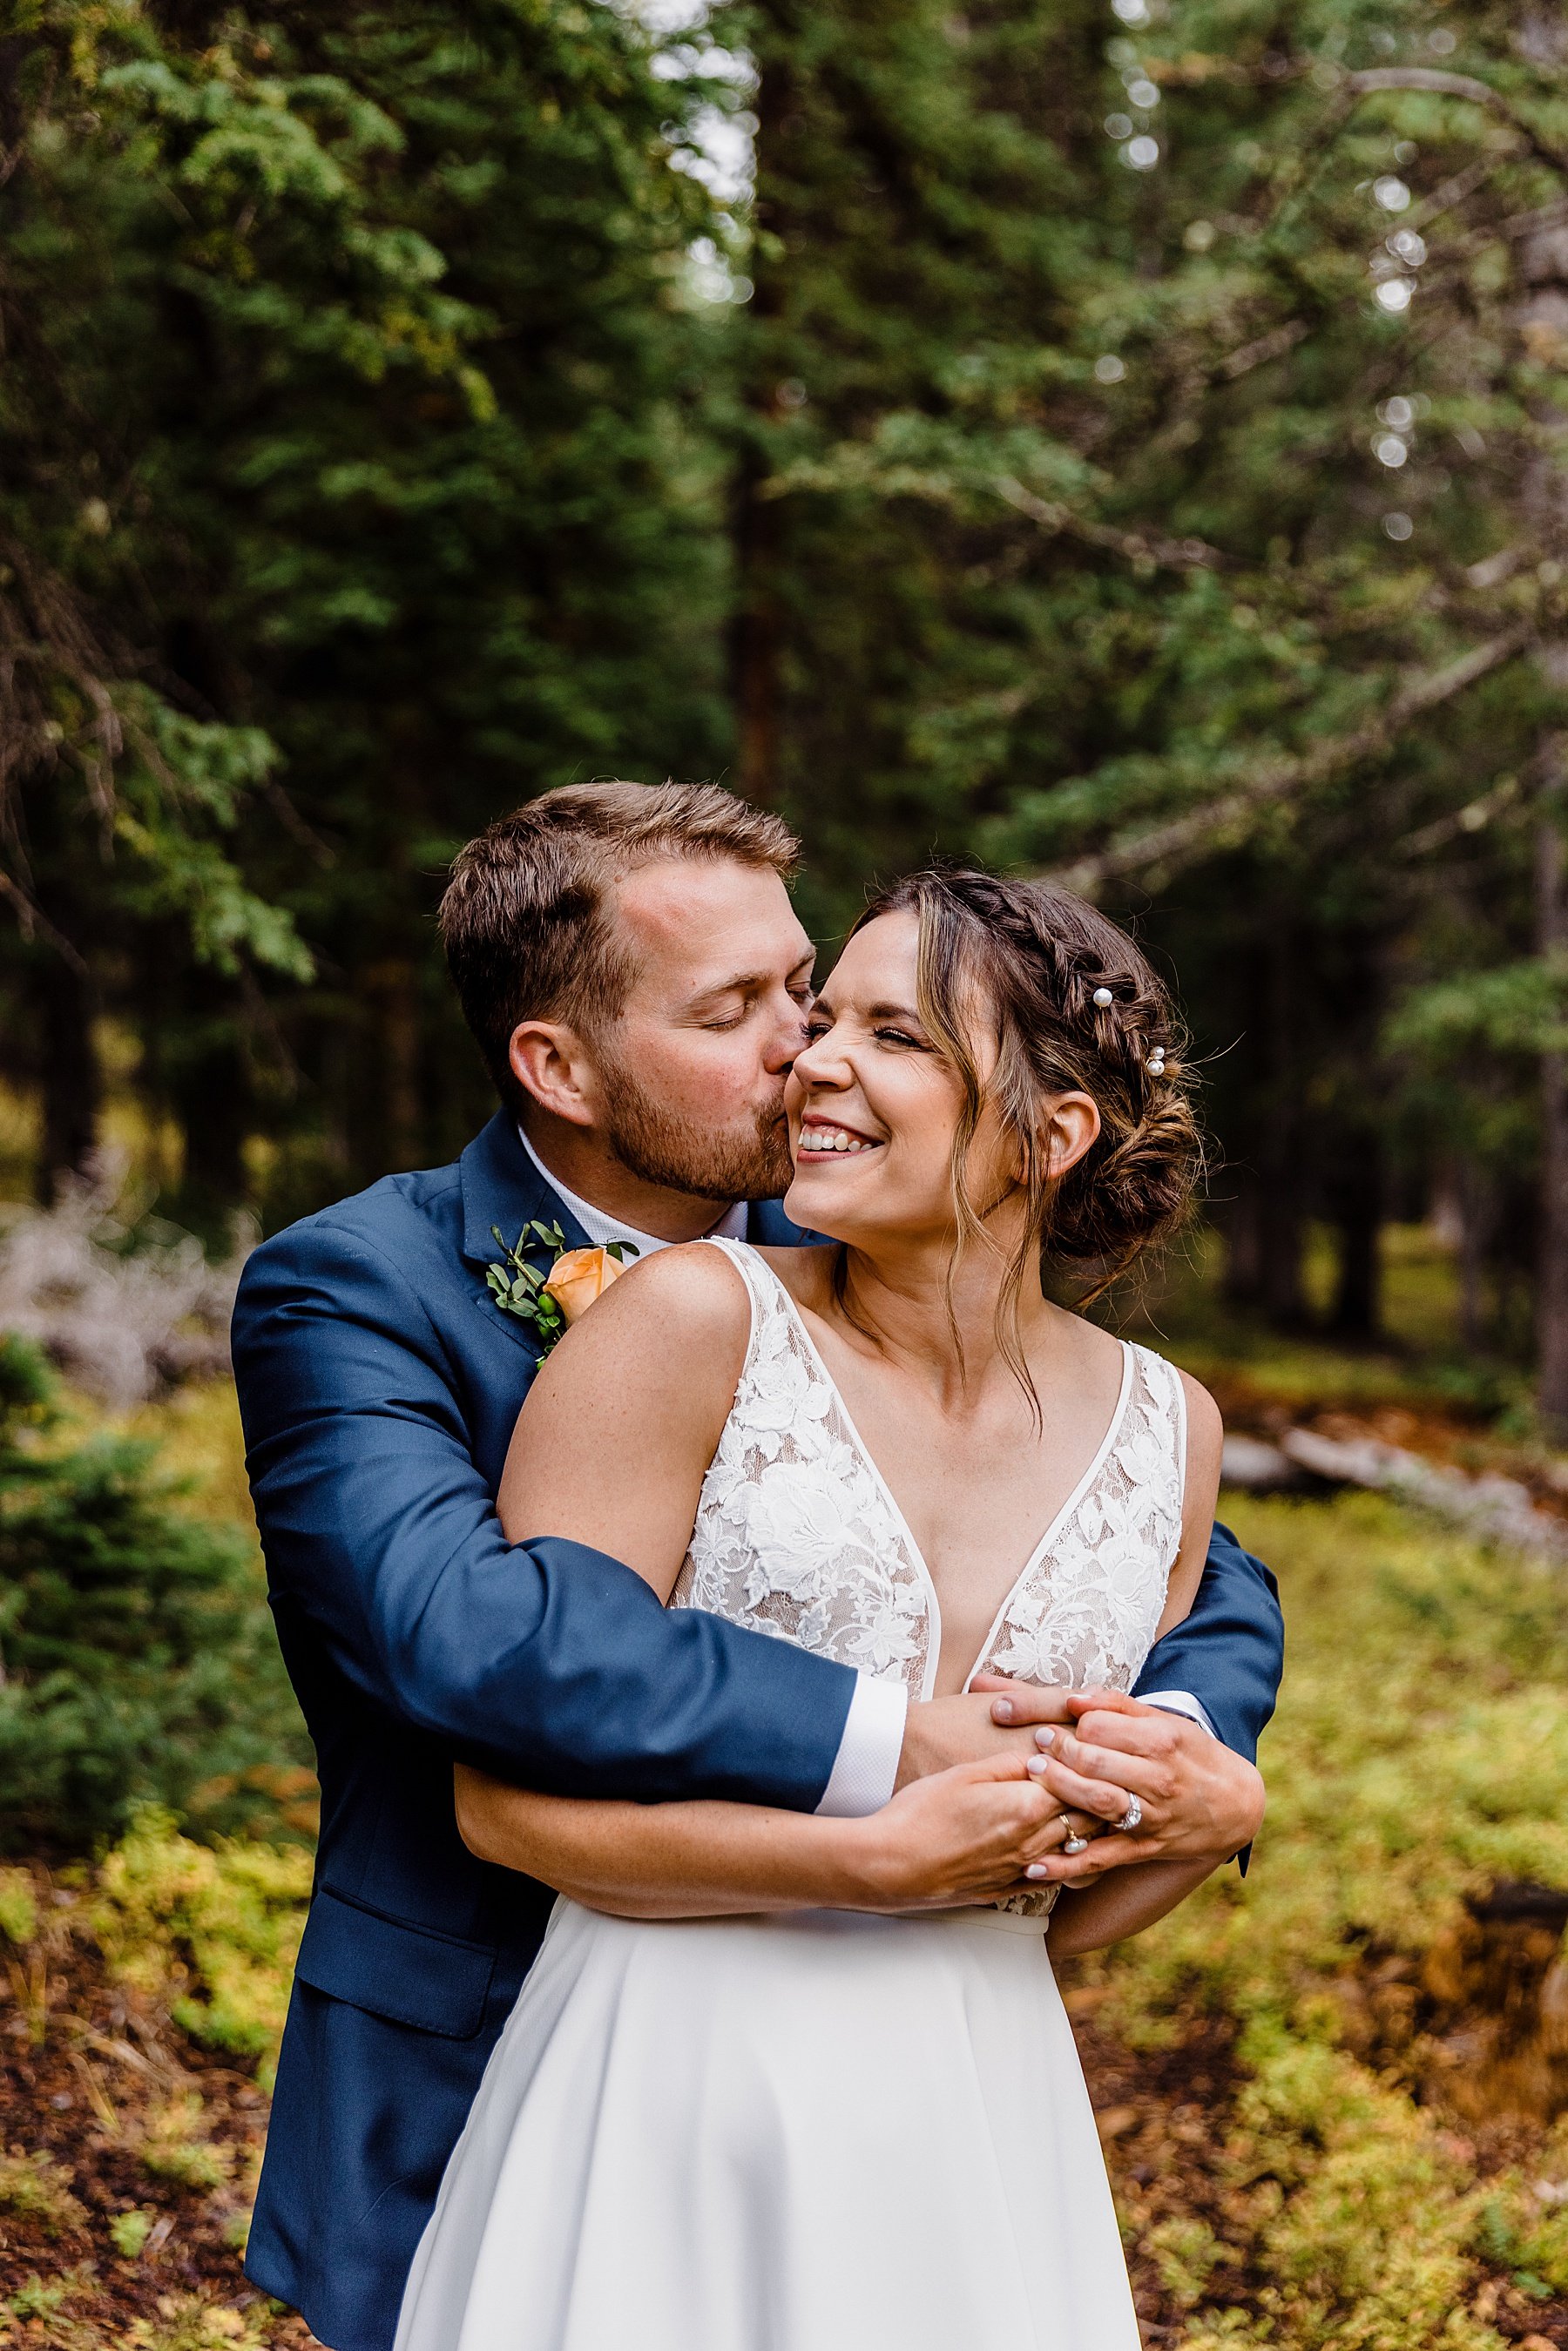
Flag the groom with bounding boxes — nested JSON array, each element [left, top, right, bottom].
[[233, 780, 1281, 2351]]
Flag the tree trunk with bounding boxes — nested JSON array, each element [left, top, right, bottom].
[[1455, 1158, 1491, 1355], [1537, 805, 1568, 1435], [172, 1033, 249, 1236], [1257, 922, 1308, 1328], [1328, 1134, 1382, 1339], [33, 942, 99, 1199], [729, 33, 793, 807], [365, 956, 422, 1173], [1518, 179, 1568, 1429], [1221, 1175, 1265, 1307], [732, 445, 782, 805]]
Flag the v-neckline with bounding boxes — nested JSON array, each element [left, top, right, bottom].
[[747, 1247, 1135, 1698]]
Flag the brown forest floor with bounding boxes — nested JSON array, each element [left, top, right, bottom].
[[4, 1902, 1568, 2348], [0, 1890, 320, 2348], [1065, 1981, 1568, 2351]]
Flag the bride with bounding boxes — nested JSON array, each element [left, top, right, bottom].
[[394, 866, 1225, 2351]]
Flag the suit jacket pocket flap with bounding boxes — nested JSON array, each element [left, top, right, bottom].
[[293, 1886, 497, 2039]]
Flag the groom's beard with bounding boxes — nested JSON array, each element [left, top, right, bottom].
[[598, 1052, 794, 1204]]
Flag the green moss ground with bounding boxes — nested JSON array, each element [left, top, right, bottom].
[[3, 1393, 1567, 2346]]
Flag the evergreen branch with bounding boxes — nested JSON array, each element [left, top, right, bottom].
[[1342, 68, 1568, 180], [1405, 152, 1512, 238], [1197, 83, 1565, 402], [1048, 625, 1535, 896], [1214, 320, 1312, 383], [1397, 773, 1524, 859], [992, 478, 1233, 574], [0, 870, 88, 973]]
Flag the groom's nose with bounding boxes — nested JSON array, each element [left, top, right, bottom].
[[765, 1003, 810, 1075]]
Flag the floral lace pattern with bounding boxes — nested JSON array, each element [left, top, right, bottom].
[[970, 1344, 1186, 1699], [670, 1240, 1187, 1918], [672, 1246, 936, 1691]]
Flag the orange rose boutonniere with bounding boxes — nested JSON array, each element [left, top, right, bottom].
[[485, 1221, 638, 1355]]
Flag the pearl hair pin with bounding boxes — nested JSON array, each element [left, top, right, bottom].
[[1092, 986, 1113, 1008]]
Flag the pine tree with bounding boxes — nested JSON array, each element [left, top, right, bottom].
[[0, 1337, 308, 1851], [1, 0, 733, 1218]]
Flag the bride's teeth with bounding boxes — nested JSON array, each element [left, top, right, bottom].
[[804, 1124, 877, 1152]]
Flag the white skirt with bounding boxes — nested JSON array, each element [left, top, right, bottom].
[[394, 1899, 1141, 2351]]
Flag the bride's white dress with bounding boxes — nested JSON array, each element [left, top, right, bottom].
[[395, 1240, 1188, 2351]]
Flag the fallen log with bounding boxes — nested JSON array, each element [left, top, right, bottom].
[[1220, 1422, 1568, 1558]]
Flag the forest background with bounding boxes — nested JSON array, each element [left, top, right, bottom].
[[4, 0, 1568, 2345]]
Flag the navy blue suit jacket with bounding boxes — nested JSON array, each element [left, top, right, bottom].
[[233, 1112, 1281, 2351]]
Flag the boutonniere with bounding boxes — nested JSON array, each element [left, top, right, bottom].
[[485, 1221, 639, 1354]]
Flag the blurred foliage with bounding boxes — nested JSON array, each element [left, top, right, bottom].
[[1071, 1487, 1568, 2345], [6, 0, 1568, 1386], [0, 0, 731, 1226], [0, 1338, 309, 1853], [90, 1810, 311, 2084]]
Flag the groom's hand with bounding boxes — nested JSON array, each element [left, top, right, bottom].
[[1006, 1686, 1265, 1882], [895, 1687, 1076, 1789]]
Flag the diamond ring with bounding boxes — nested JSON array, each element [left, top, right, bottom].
[[1112, 1794, 1143, 1835]]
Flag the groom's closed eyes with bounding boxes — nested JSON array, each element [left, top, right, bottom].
[[683, 955, 817, 1033]]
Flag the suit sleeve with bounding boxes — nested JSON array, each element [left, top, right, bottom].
[[1132, 1520, 1282, 1765], [231, 1218, 855, 1812]]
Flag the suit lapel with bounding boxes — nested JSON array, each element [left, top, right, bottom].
[[459, 1114, 594, 1360]]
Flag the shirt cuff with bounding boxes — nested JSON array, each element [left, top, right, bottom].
[[814, 1672, 908, 1818], [1139, 1690, 1217, 1740]]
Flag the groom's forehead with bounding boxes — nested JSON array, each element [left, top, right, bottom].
[[612, 856, 813, 972]]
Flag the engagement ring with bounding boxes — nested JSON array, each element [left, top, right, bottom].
[[1112, 1794, 1143, 1834]]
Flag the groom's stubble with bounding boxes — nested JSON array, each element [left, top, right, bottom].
[[596, 1036, 795, 1205]]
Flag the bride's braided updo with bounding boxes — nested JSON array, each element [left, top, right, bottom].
[[848, 867, 1202, 1329]]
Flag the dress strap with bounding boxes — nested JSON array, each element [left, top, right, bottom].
[[1127, 1342, 1190, 1507], [690, 1235, 777, 1375]]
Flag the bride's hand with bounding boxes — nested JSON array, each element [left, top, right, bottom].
[[840, 1755, 1092, 1913]]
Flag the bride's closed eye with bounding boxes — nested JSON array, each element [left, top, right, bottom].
[[802, 1014, 924, 1050]]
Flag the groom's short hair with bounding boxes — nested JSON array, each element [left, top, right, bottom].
[[440, 780, 800, 1112]]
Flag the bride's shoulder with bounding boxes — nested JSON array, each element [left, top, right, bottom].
[[588, 1240, 754, 1344], [533, 1241, 754, 1426], [1125, 1336, 1222, 1447]]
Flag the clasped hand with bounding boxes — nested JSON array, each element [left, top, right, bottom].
[[896, 1679, 1264, 1896]]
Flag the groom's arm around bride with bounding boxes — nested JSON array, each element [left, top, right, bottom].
[[231, 781, 1281, 2351]]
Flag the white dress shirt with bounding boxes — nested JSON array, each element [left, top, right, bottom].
[[515, 1128, 1211, 1811], [516, 1129, 908, 1815]]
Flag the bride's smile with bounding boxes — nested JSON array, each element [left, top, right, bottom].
[[782, 907, 1098, 1273], [784, 909, 1007, 1237]]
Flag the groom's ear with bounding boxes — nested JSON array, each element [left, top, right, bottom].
[[509, 1019, 600, 1129]]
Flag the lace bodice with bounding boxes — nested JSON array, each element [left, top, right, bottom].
[[671, 1242, 1188, 1913]]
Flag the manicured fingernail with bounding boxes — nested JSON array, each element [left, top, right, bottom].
[[993, 1699, 1015, 1722], [1024, 1863, 1051, 1880], [1034, 1727, 1056, 1751], [1026, 1754, 1051, 1776]]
